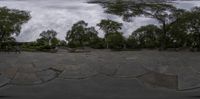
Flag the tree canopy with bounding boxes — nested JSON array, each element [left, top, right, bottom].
[[38, 30, 58, 46], [66, 20, 100, 48], [97, 19, 123, 48], [0, 7, 31, 43], [132, 25, 161, 48], [97, 19, 122, 36], [100, 0, 187, 49]]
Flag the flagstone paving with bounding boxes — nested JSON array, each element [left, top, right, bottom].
[[0, 49, 200, 92]]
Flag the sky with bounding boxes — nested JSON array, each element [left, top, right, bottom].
[[0, 0, 199, 42]]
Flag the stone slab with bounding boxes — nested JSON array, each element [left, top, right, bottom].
[[37, 69, 59, 82], [11, 72, 42, 85], [59, 64, 97, 79], [0, 74, 10, 87], [138, 71, 178, 89], [178, 67, 200, 90]]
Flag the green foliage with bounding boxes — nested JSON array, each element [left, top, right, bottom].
[[89, 37, 105, 49], [59, 40, 67, 46], [126, 35, 140, 49], [0, 7, 30, 43], [66, 20, 88, 48], [84, 27, 99, 46], [66, 20, 102, 48], [182, 7, 200, 50], [21, 42, 39, 51], [97, 19, 123, 48], [51, 38, 60, 47], [100, 1, 189, 50], [21, 41, 57, 52], [3, 3, 200, 52], [132, 25, 161, 48], [166, 20, 188, 48], [0, 7, 30, 50], [36, 38, 48, 46], [143, 3, 177, 23], [102, 0, 144, 21], [26, 30, 60, 52], [97, 19, 122, 36], [106, 32, 125, 49], [39, 30, 58, 46], [143, 4, 185, 49]]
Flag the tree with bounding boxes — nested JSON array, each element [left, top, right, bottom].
[[101, 0, 186, 49], [66, 21, 101, 48], [39, 30, 58, 46], [97, 19, 123, 48], [51, 38, 60, 47], [106, 32, 125, 49], [179, 7, 200, 50], [97, 19, 122, 36], [126, 35, 140, 49], [132, 25, 161, 48], [166, 18, 188, 48], [66, 21, 88, 48], [36, 38, 48, 46], [89, 37, 105, 49], [59, 40, 67, 46], [0, 7, 30, 43], [142, 4, 185, 49], [102, 0, 144, 21], [84, 27, 100, 47]]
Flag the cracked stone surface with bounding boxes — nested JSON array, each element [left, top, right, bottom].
[[0, 74, 10, 87], [36, 69, 60, 82], [59, 64, 98, 79], [138, 71, 178, 89], [0, 49, 200, 91]]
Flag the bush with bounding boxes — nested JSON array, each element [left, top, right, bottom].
[[90, 38, 106, 49], [106, 32, 125, 50], [125, 36, 140, 49], [59, 40, 67, 46]]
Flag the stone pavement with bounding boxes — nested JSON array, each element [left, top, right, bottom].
[[0, 49, 200, 98]]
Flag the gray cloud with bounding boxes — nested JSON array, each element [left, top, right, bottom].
[[0, 0, 199, 42]]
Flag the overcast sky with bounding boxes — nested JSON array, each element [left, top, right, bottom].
[[0, 0, 199, 42]]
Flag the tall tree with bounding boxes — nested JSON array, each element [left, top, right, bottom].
[[132, 24, 161, 48], [106, 32, 125, 49], [97, 19, 123, 48], [84, 27, 99, 46], [39, 30, 57, 46], [142, 4, 185, 49], [66, 20, 100, 48], [0, 7, 30, 43], [179, 7, 200, 50], [97, 19, 122, 35], [101, 0, 186, 49], [102, 0, 144, 21], [66, 20, 88, 47]]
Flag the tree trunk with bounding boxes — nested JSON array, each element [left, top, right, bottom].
[[160, 23, 167, 50], [198, 33, 200, 51], [123, 44, 126, 49], [49, 39, 52, 46], [0, 33, 6, 50], [106, 43, 109, 49], [105, 38, 109, 49], [0, 32, 6, 43]]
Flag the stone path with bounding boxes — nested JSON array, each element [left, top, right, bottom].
[[0, 50, 200, 91]]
